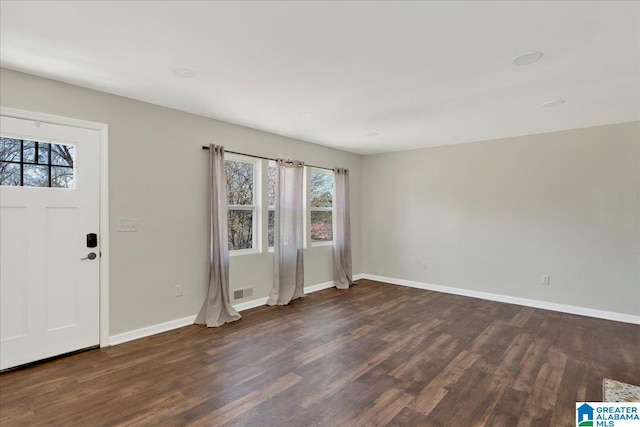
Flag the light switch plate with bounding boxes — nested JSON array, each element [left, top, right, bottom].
[[118, 218, 138, 232]]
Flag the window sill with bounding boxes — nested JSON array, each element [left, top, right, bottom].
[[310, 241, 333, 248], [229, 248, 261, 257]]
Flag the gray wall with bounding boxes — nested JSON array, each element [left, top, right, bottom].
[[363, 122, 640, 316], [0, 68, 363, 335], [2, 66, 638, 338]]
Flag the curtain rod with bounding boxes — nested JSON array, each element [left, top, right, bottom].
[[201, 146, 334, 171]]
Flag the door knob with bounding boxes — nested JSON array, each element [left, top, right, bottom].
[[80, 252, 97, 260]]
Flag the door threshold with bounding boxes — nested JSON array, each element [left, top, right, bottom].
[[1, 345, 100, 373]]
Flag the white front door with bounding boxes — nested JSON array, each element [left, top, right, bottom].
[[0, 115, 100, 370]]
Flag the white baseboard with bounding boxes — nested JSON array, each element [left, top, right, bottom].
[[109, 272, 630, 348], [232, 297, 269, 312], [305, 280, 335, 293], [232, 280, 341, 311], [360, 274, 640, 325], [108, 315, 197, 346], [108, 278, 356, 346]]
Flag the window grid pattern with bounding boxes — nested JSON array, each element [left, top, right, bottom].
[[0, 138, 74, 188]]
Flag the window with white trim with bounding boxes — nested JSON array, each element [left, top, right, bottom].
[[309, 169, 333, 244], [225, 155, 260, 253]]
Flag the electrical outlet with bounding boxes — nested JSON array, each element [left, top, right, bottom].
[[175, 284, 183, 297], [421, 261, 428, 270], [541, 275, 550, 286]]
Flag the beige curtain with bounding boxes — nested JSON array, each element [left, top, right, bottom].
[[195, 144, 241, 327], [333, 168, 352, 289], [267, 159, 305, 305]]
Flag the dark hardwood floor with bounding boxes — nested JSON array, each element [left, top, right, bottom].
[[1, 279, 638, 426]]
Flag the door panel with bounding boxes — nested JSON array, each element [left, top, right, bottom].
[[0, 207, 28, 341], [46, 207, 80, 330], [0, 116, 100, 370]]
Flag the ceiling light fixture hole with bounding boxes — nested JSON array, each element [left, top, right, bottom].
[[542, 99, 566, 108], [174, 68, 197, 78], [512, 51, 544, 66]]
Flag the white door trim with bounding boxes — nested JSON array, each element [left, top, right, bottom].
[[1, 106, 110, 347]]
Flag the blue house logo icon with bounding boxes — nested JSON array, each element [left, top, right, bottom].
[[577, 403, 594, 426]]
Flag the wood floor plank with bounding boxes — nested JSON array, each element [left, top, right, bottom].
[[1, 279, 638, 426], [348, 388, 414, 427]]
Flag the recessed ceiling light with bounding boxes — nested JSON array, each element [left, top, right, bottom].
[[365, 132, 379, 137], [298, 112, 313, 118], [173, 68, 197, 78], [542, 99, 566, 108], [512, 51, 544, 66]]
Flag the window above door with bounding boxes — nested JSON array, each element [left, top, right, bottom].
[[0, 138, 75, 189]]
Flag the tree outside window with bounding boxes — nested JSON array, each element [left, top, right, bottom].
[[0, 138, 74, 188], [226, 157, 258, 251], [267, 162, 276, 248], [309, 170, 333, 242]]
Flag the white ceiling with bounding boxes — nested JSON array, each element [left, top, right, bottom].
[[1, 1, 638, 155]]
